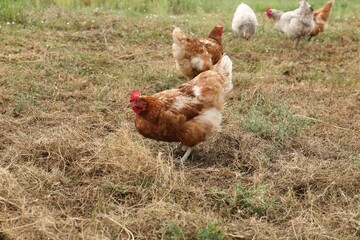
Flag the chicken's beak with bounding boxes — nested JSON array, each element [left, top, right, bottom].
[[127, 102, 135, 108]]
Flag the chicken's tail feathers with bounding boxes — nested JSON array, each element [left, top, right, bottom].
[[313, 0, 335, 23], [172, 27, 187, 60], [214, 54, 233, 93], [323, 0, 335, 13], [172, 27, 186, 45], [299, 0, 310, 10]]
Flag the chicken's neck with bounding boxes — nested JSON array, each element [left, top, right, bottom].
[[271, 10, 283, 22], [208, 30, 222, 44], [138, 96, 162, 123]]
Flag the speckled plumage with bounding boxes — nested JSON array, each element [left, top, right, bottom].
[[309, 0, 335, 39], [267, 0, 315, 46], [130, 55, 233, 151], [172, 24, 224, 79]]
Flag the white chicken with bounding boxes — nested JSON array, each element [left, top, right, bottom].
[[232, 3, 258, 40], [266, 0, 315, 47]]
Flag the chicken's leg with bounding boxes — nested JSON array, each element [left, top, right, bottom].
[[293, 38, 300, 48], [180, 147, 192, 164]]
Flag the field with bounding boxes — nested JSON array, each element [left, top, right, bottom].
[[1, 0, 360, 239]]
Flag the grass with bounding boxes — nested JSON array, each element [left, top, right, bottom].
[[232, 182, 271, 217], [196, 223, 225, 240], [1, 0, 360, 22], [242, 96, 308, 146], [1, 0, 360, 239], [162, 223, 185, 240]]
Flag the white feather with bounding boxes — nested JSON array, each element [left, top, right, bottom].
[[193, 86, 202, 98], [199, 39, 212, 45], [231, 3, 258, 39], [213, 55, 233, 93], [196, 108, 222, 133], [191, 56, 205, 72], [172, 42, 184, 59], [172, 95, 198, 110], [272, 0, 315, 40]]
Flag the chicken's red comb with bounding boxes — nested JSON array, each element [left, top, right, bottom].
[[130, 90, 141, 102], [265, 7, 273, 19], [216, 23, 224, 28]]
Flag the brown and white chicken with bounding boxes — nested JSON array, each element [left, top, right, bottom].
[[172, 23, 224, 79], [128, 55, 233, 163]]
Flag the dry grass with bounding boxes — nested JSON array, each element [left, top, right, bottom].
[[1, 5, 360, 240]]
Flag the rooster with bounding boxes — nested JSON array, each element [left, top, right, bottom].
[[172, 23, 224, 79], [309, 0, 335, 40], [232, 3, 258, 40], [128, 55, 233, 163], [266, 0, 315, 47]]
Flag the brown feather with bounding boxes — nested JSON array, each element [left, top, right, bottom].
[[131, 56, 232, 149], [310, 0, 335, 38], [172, 24, 224, 79]]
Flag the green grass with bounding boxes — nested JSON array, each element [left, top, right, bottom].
[[12, 93, 37, 117], [0, 0, 28, 23], [242, 96, 308, 146], [196, 223, 224, 240], [1, 0, 360, 22], [162, 223, 185, 240], [232, 182, 271, 217]]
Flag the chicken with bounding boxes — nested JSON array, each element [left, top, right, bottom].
[[309, 0, 335, 40], [172, 23, 224, 79], [266, 0, 315, 47], [128, 55, 233, 163], [231, 3, 258, 40]]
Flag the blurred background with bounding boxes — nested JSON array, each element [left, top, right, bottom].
[[1, 0, 360, 23]]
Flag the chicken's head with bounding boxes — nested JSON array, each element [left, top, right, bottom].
[[208, 23, 224, 43], [216, 23, 224, 33], [129, 90, 147, 115], [242, 33, 251, 40], [265, 7, 273, 19]]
